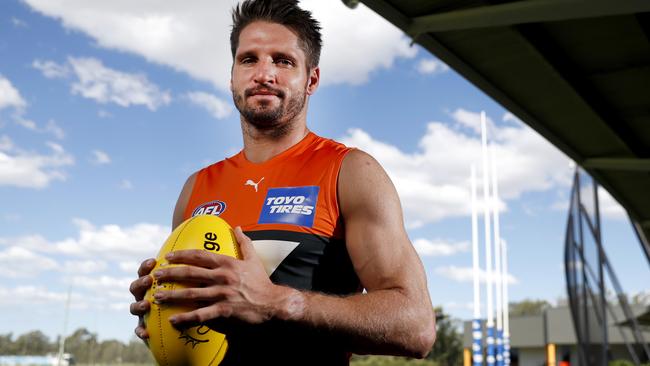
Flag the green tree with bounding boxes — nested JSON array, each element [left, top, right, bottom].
[[64, 328, 98, 363], [0, 333, 15, 354], [95, 339, 122, 363], [509, 299, 551, 316], [13, 330, 53, 355], [122, 337, 155, 363], [426, 307, 462, 366]]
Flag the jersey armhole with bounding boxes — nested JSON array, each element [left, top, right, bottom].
[[332, 147, 356, 239]]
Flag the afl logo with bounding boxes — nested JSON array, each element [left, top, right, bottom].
[[192, 200, 226, 217]]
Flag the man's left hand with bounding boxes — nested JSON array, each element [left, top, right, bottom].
[[152, 226, 294, 326]]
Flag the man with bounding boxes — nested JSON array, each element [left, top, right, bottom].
[[129, 0, 435, 364]]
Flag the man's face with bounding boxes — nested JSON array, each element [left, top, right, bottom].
[[231, 21, 318, 133]]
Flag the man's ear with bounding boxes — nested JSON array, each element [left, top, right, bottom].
[[306, 66, 320, 95], [229, 63, 234, 93]]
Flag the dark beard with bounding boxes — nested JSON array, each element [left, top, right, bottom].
[[233, 84, 306, 139]]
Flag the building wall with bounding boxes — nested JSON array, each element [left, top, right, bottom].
[[516, 347, 546, 366]]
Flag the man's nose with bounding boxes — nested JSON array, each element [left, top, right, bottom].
[[253, 59, 276, 84]]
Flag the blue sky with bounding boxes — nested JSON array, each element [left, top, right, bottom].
[[0, 0, 647, 343]]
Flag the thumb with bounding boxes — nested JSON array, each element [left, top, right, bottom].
[[234, 226, 256, 260]]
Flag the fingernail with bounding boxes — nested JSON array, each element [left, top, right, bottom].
[[154, 270, 163, 278], [146, 259, 155, 266], [154, 292, 162, 299], [166, 252, 175, 259], [169, 316, 177, 324]]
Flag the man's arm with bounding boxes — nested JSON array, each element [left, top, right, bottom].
[[283, 149, 436, 357]]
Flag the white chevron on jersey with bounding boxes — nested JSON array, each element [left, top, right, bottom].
[[251, 240, 300, 276]]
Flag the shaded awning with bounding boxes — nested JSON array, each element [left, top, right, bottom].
[[351, 0, 650, 261]]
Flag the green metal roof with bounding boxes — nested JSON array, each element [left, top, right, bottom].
[[352, 0, 650, 261]]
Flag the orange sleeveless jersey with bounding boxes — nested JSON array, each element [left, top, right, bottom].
[[184, 132, 347, 239], [183, 132, 360, 365]]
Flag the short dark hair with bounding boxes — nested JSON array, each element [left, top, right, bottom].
[[230, 0, 322, 70]]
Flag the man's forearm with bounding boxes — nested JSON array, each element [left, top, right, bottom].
[[275, 285, 436, 358]]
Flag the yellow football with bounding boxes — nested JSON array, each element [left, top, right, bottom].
[[144, 215, 241, 366]]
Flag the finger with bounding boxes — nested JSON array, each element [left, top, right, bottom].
[[169, 303, 234, 327], [135, 324, 150, 339], [138, 258, 156, 277], [234, 226, 256, 261], [130, 300, 150, 316], [154, 266, 234, 285], [129, 274, 153, 300], [154, 286, 231, 304], [166, 249, 235, 269]]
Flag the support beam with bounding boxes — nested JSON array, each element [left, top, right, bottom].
[[582, 158, 650, 171], [407, 0, 650, 34]]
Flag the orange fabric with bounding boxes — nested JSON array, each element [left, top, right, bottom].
[[184, 132, 352, 239]]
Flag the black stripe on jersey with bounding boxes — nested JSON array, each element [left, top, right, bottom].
[[244, 230, 361, 296]]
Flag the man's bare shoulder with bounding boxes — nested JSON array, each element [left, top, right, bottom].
[[172, 171, 199, 229]]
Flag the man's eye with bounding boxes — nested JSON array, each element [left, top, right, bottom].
[[276, 59, 293, 66], [241, 58, 255, 64]]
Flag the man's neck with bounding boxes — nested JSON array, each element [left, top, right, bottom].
[[241, 121, 310, 164]]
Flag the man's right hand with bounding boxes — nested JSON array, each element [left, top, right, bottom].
[[129, 258, 156, 340]]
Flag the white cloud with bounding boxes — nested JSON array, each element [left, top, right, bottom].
[[32, 59, 70, 79], [597, 187, 626, 220], [301, 0, 417, 85], [53, 219, 168, 261], [69, 57, 171, 110], [416, 58, 449, 75], [45, 120, 65, 139], [0, 286, 69, 306], [21, 0, 416, 89], [11, 17, 28, 28], [0, 75, 26, 111], [442, 301, 474, 311], [62, 260, 107, 274], [15, 117, 65, 139], [0, 135, 14, 151], [435, 265, 518, 285], [551, 186, 626, 220], [119, 261, 139, 273], [339, 112, 571, 227], [1, 76, 64, 139], [0, 137, 74, 189], [502, 112, 525, 127], [91, 149, 111, 165], [0, 234, 50, 252], [34, 57, 171, 110], [186, 91, 232, 120], [0, 246, 58, 278], [413, 238, 468, 257], [119, 179, 133, 190], [70, 275, 133, 300], [0, 219, 170, 309], [449, 108, 496, 135]]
